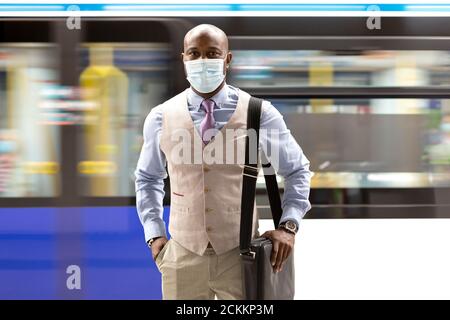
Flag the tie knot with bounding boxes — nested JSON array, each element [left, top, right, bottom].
[[201, 99, 215, 113]]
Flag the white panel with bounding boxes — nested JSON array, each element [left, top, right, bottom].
[[259, 218, 450, 300]]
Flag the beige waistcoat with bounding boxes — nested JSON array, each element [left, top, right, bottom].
[[159, 88, 259, 256]]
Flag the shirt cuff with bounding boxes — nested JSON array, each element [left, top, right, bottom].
[[279, 205, 306, 230], [143, 219, 167, 243]]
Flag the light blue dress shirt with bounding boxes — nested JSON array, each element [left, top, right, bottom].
[[135, 83, 312, 242]]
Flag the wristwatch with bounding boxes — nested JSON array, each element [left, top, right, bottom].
[[278, 220, 298, 235]]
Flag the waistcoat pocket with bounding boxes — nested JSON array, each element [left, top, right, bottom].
[[170, 206, 189, 214], [227, 206, 242, 214]]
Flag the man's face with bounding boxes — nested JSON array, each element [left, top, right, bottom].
[[181, 31, 232, 76]]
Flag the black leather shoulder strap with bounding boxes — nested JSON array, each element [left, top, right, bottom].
[[240, 96, 283, 253]]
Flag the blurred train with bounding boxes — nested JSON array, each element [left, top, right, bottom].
[[1, 16, 450, 299]]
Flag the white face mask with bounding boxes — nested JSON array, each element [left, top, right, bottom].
[[184, 58, 226, 93]]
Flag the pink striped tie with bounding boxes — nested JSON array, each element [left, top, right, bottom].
[[199, 99, 217, 144]]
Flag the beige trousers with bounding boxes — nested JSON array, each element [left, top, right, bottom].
[[155, 239, 243, 300]]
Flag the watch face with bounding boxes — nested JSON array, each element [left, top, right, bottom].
[[286, 221, 297, 231]]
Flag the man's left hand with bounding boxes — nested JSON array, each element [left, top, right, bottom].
[[261, 229, 295, 273]]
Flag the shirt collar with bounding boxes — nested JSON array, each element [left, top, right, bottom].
[[187, 82, 229, 112]]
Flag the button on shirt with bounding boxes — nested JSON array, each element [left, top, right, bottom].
[[135, 83, 313, 242]]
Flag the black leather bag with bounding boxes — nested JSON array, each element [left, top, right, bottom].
[[239, 96, 295, 300]]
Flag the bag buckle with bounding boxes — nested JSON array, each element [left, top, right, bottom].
[[243, 165, 259, 179], [240, 249, 256, 259]]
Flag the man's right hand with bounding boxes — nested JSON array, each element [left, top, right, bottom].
[[151, 237, 169, 261]]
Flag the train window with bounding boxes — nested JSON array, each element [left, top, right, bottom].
[[0, 43, 61, 197], [252, 98, 450, 190], [229, 50, 450, 88], [228, 49, 450, 192], [76, 43, 171, 196]]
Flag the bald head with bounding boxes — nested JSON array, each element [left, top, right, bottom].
[[183, 24, 229, 53]]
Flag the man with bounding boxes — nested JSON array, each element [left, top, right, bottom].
[[135, 24, 312, 300]]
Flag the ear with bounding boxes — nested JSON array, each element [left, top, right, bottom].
[[226, 51, 232, 70], [181, 53, 188, 76]]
